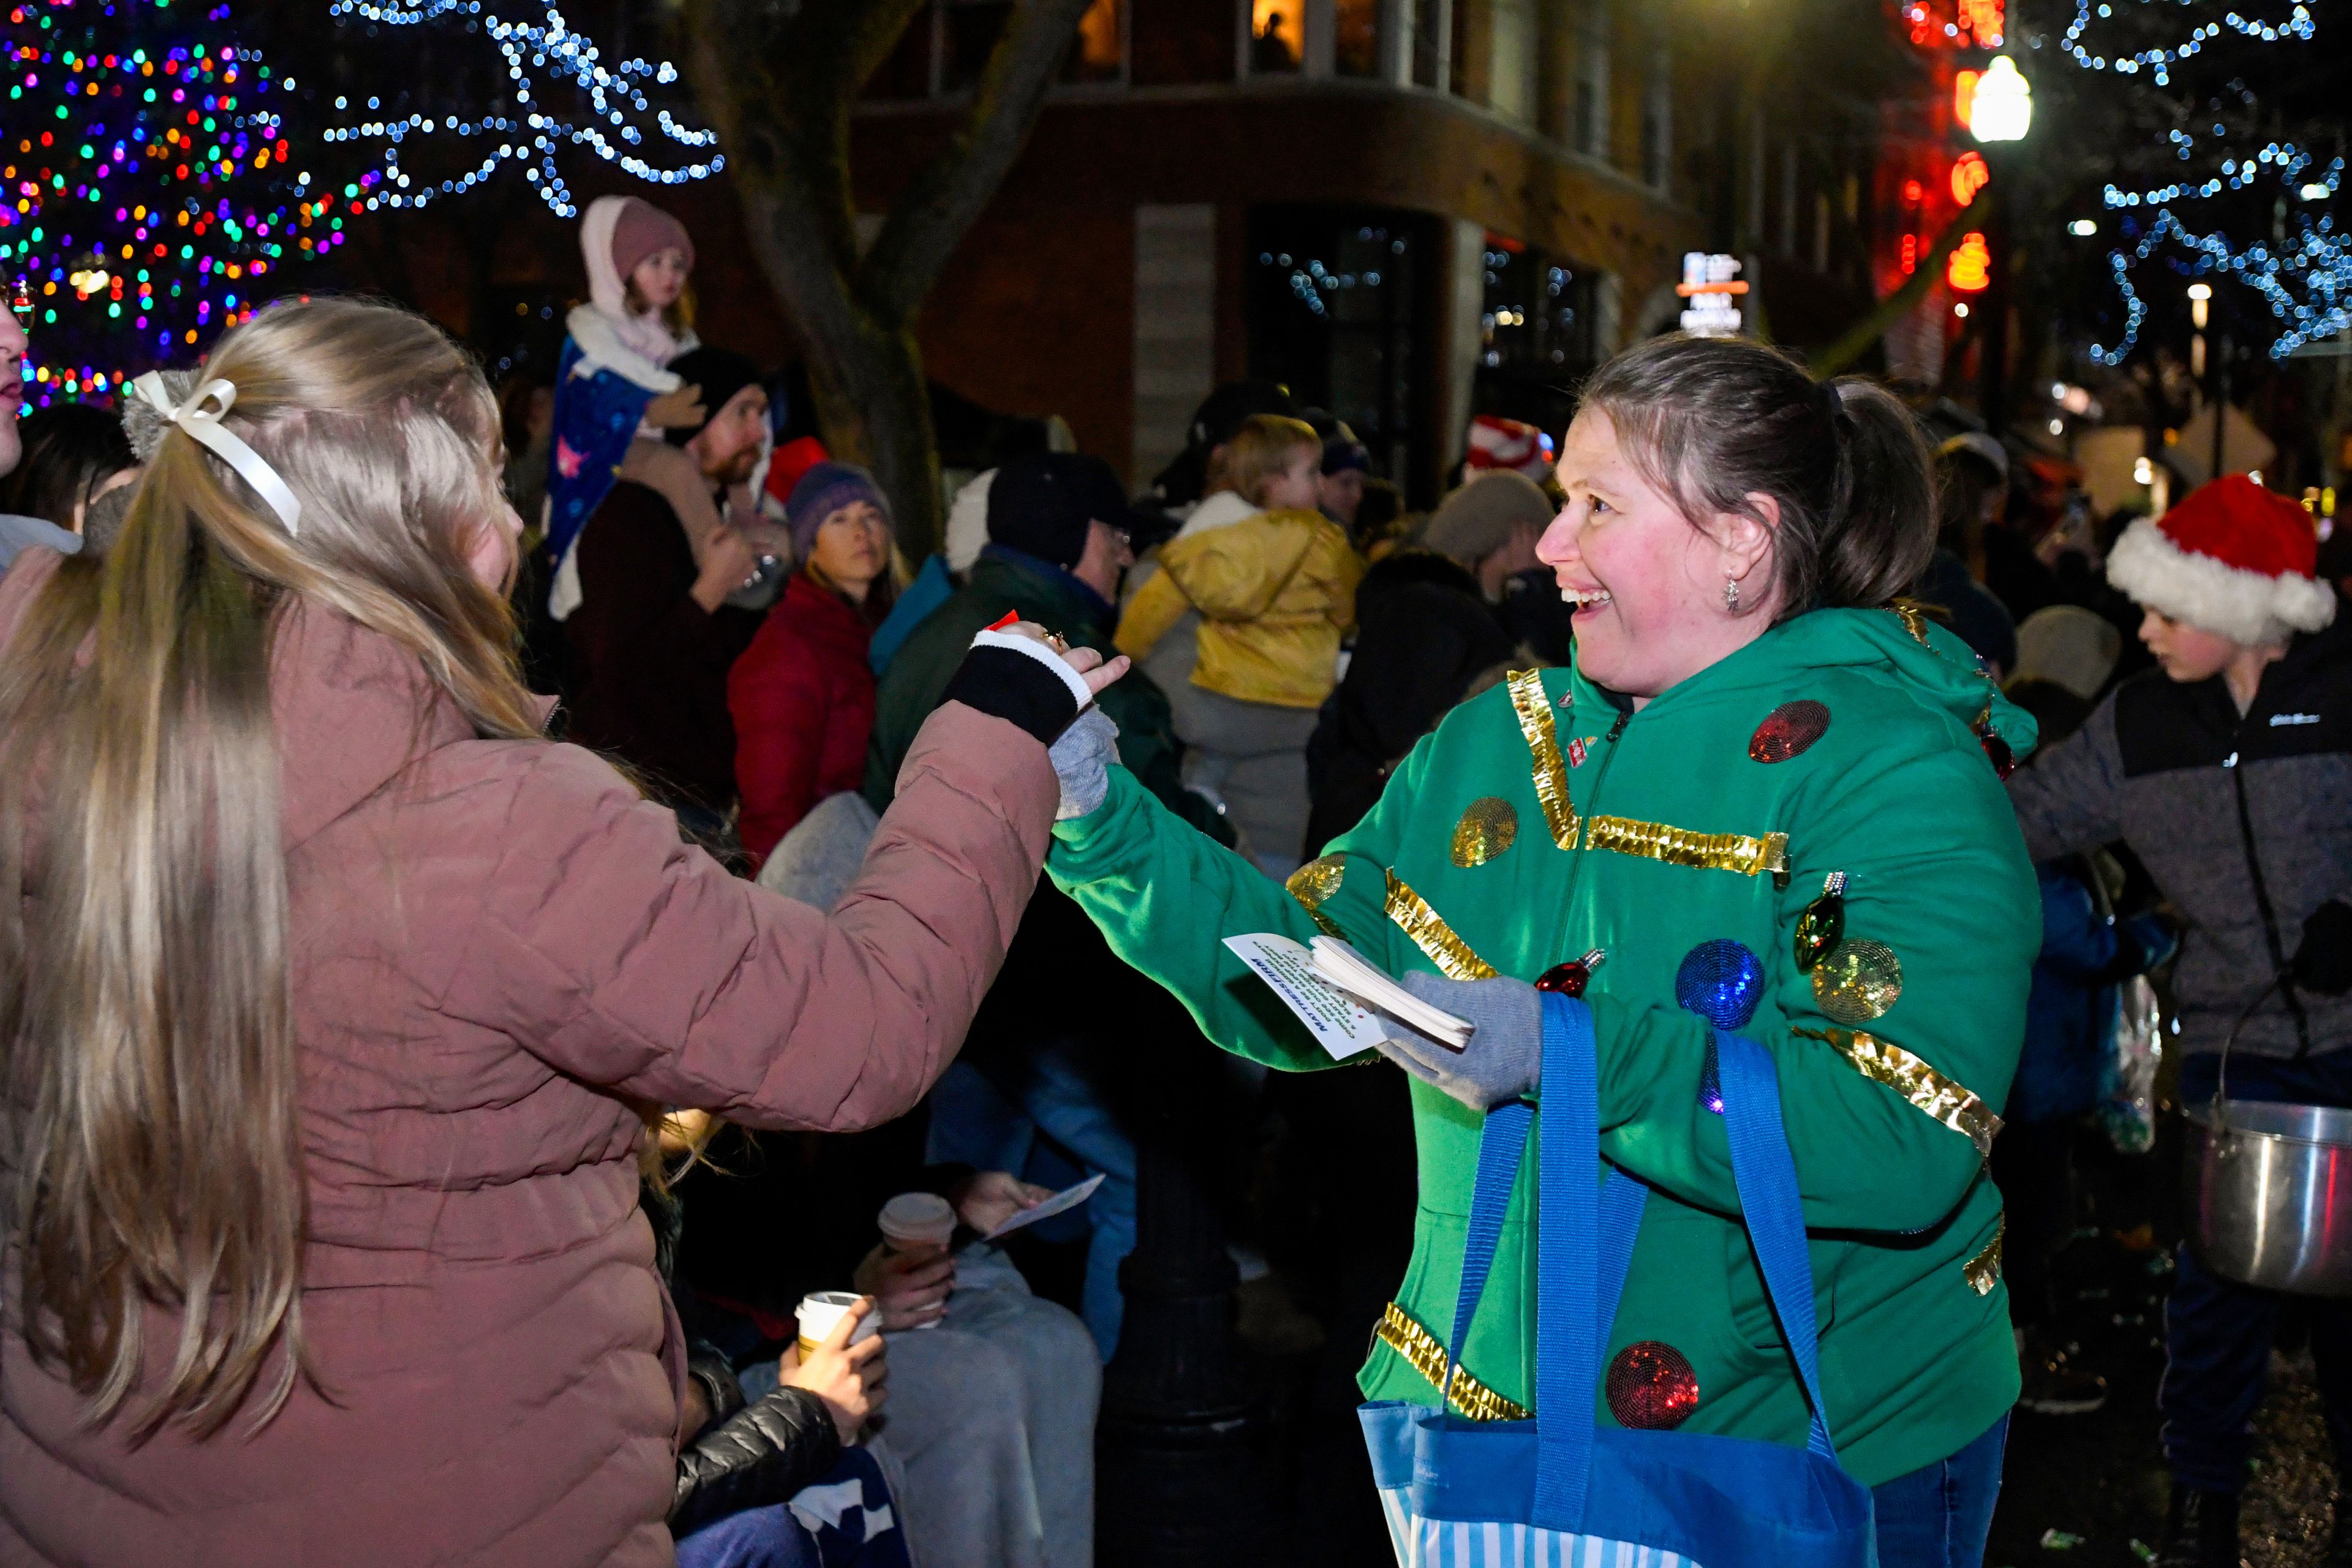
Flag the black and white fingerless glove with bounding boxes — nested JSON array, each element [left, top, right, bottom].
[[941, 628, 1096, 745]]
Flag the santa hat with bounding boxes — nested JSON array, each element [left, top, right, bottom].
[[2106, 475, 2335, 647], [1466, 415, 1555, 480]]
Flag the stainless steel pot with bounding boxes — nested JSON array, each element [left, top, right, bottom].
[[2184, 1098, 2352, 1298]]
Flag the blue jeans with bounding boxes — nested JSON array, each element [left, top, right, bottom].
[[1869, 1415, 2008, 1568], [674, 1447, 912, 1568], [926, 1051, 1138, 1360], [2162, 1047, 2352, 1491]]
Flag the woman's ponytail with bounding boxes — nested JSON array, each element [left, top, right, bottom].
[[1579, 335, 1938, 618], [1815, 379, 1935, 609]]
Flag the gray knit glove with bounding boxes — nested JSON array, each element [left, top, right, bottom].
[[1049, 707, 1120, 820], [1369, 971, 1545, 1110]]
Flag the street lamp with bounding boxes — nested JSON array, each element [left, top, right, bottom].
[[2188, 281, 2211, 331], [1970, 56, 2033, 143]]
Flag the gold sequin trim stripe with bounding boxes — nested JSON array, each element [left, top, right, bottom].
[[1964, 1214, 2006, 1296], [1384, 871, 1499, 980], [1793, 1025, 2004, 1159], [1583, 816, 1790, 880], [1375, 1302, 1530, 1422], [1285, 854, 1346, 938], [1507, 668, 1578, 851]]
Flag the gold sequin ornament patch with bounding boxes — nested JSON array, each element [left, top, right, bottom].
[[1812, 939, 1904, 1023], [1964, 1214, 2006, 1295], [1450, 797, 1520, 868], [1286, 854, 1346, 938]]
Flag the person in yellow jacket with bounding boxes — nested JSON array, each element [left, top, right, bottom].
[[1120, 415, 1365, 876]]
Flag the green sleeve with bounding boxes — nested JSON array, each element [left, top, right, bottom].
[[1593, 741, 2035, 1234], [1095, 682, 1236, 845], [1047, 739, 1431, 1070]]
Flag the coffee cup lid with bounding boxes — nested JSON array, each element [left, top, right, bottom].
[[878, 1191, 956, 1241]]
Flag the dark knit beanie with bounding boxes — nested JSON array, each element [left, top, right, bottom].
[[786, 461, 890, 560], [660, 348, 761, 448], [989, 453, 1139, 569]]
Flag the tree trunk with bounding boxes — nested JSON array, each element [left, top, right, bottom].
[[677, 0, 1092, 561]]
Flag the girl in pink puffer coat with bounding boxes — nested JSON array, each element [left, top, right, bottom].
[[0, 298, 1119, 1568]]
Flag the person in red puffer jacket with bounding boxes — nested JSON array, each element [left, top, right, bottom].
[[733, 462, 898, 870]]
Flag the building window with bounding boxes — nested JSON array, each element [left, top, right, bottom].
[[1477, 235, 1596, 436], [938, 0, 1014, 94], [1333, 0, 1381, 76], [1641, 47, 1671, 190], [1068, 0, 1126, 83], [1410, 0, 1447, 88], [1574, 4, 1608, 158], [1247, 0, 1305, 73], [1134, 0, 1235, 86], [1246, 206, 1437, 501]]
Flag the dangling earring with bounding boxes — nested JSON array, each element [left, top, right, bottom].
[[1724, 575, 1741, 612]]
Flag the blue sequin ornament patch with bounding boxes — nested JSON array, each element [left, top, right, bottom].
[[1677, 939, 1763, 1118], [1675, 939, 1765, 1031]]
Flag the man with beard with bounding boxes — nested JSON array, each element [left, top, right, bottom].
[[565, 347, 766, 839]]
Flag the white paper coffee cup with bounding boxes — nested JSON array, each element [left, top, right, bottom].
[[795, 1291, 880, 1358]]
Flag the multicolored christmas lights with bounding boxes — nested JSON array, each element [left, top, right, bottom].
[[320, 1, 723, 219], [4, 0, 320, 405]]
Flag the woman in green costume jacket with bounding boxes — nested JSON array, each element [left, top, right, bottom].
[[1044, 336, 2040, 1565]]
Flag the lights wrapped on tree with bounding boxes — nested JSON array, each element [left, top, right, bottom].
[[2, 0, 308, 400], [320, 0, 723, 218]]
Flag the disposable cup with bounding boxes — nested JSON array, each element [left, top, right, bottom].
[[877, 1192, 957, 1257], [795, 1291, 881, 1359]]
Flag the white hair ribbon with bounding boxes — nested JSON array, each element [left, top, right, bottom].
[[131, 371, 303, 536]]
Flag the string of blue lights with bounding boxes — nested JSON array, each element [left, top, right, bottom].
[[320, 1, 722, 219], [2059, 0, 2313, 85]]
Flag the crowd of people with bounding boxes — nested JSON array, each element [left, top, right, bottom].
[[1, 189, 2348, 1568]]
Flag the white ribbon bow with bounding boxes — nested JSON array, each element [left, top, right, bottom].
[[132, 371, 303, 536]]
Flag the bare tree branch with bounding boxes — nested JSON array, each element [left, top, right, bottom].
[[859, 0, 1095, 320]]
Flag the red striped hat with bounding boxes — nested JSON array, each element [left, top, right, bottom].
[[2105, 475, 2334, 646]]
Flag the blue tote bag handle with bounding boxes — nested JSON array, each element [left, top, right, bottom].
[[1445, 998, 1844, 1536]]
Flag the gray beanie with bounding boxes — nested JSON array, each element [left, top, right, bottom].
[[1421, 470, 1555, 566]]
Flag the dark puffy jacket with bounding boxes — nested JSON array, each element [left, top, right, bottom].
[[1305, 551, 1513, 854], [669, 1346, 841, 1538], [2008, 599, 2352, 1061]]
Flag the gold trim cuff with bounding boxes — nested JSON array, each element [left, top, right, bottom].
[[1374, 1302, 1529, 1422], [1794, 1025, 2004, 1158], [1385, 870, 1499, 979], [1286, 854, 1347, 938]]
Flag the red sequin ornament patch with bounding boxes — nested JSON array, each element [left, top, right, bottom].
[[1747, 700, 1832, 764], [1606, 1341, 1700, 1430]]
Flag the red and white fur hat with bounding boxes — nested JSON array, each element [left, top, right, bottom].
[[2105, 475, 2335, 647]]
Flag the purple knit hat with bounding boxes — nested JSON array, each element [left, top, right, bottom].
[[786, 461, 890, 560]]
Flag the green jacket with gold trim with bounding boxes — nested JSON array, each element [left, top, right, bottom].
[[1047, 605, 2039, 1487]]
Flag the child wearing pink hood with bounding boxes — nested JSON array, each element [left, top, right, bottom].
[[545, 195, 768, 620]]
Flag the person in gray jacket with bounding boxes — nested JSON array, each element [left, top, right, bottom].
[[2007, 475, 2352, 1568]]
